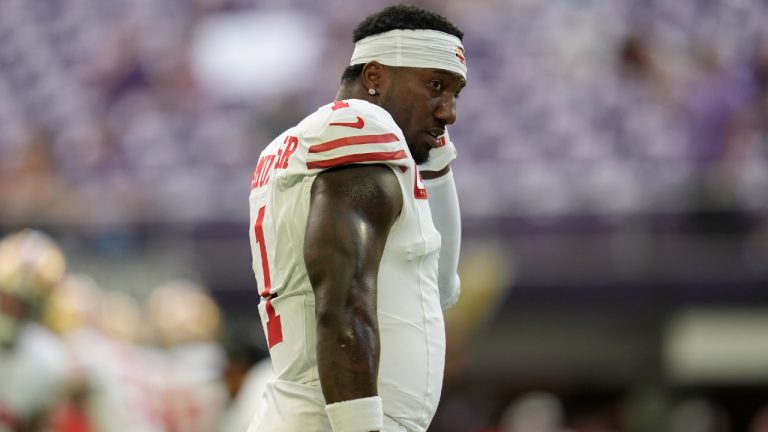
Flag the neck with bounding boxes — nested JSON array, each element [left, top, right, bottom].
[[336, 82, 376, 105]]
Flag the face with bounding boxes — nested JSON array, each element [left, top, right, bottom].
[[377, 67, 465, 165]]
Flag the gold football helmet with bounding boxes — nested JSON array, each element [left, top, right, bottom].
[[44, 273, 102, 335], [0, 229, 66, 346], [0, 229, 66, 304], [146, 279, 221, 347], [100, 290, 144, 343]]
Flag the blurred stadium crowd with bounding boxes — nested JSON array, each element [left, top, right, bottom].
[[1, 0, 766, 226], [1, 0, 768, 431]]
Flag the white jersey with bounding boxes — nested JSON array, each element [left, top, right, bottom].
[[248, 99, 444, 431], [157, 343, 228, 432], [79, 334, 166, 432], [0, 323, 70, 432]]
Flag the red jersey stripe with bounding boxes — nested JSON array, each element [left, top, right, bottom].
[[308, 133, 399, 153], [307, 150, 408, 169]]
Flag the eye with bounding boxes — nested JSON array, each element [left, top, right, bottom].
[[428, 80, 443, 91]]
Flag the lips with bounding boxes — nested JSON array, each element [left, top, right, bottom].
[[426, 129, 445, 148]]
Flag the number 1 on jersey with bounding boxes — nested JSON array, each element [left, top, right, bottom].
[[254, 205, 283, 348]]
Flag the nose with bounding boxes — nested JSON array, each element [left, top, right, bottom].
[[434, 95, 457, 125]]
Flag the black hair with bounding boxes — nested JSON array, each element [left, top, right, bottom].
[[340, 4, 464, 83]]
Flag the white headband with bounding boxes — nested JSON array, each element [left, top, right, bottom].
[[350, 29, 467, 80]]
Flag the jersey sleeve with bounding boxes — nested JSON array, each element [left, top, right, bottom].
[[303, 105, 411, 172], [418, 129, 457, 172]]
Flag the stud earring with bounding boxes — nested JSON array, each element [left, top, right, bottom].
[[368, 88, 377, 95]]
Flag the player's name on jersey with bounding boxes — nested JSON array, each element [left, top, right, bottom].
[[251, 136, 299, 190]]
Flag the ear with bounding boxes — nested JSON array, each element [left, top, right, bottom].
[[361, 61, 386, 94]]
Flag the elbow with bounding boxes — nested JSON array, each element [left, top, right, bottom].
[[315, 286, 379, 348], [315, 300, 380, 368], [312, 274, 378, 330], [439, 274, 461, 310], [315, 297, 378, 335]]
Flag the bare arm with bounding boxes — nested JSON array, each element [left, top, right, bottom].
[[304, 164, 402, 404]]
